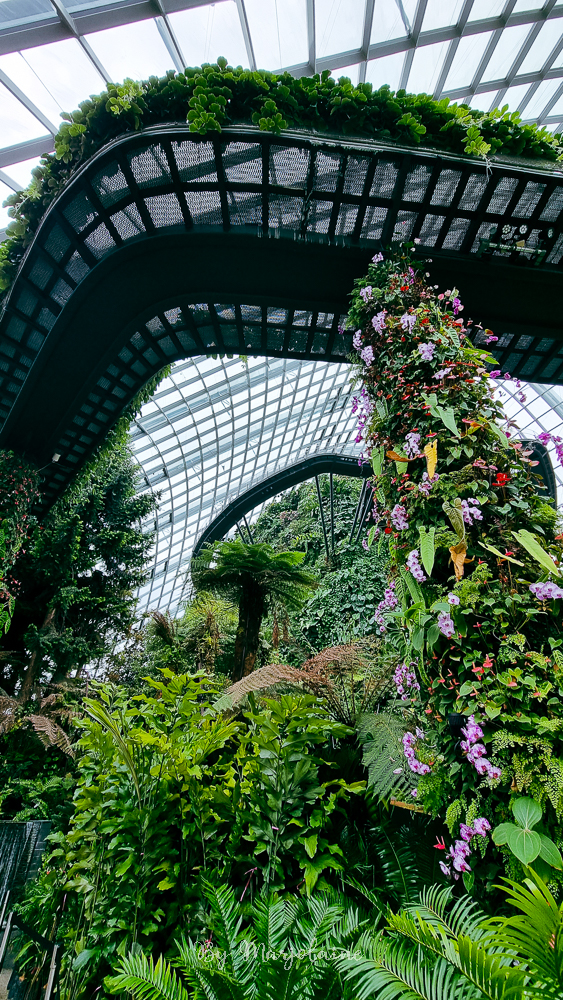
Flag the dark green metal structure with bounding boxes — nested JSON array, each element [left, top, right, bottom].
[[1, 124, 563, 503]]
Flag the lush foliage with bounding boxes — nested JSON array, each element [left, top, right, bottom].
[[2, 61, 562, 297], [348, 246, 563, 889], [109, 872, 563, 1000], [192, 540, 317, 679], [0, 451, 40, 634], [0, 441, 156, 699], [252, 476, 388, 652], [16, 673, 363, 996]]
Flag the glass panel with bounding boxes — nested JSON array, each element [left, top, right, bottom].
[[0, 178, 12, 227], [443, 31, 493, 91], [371, 0, 408, 42], [498, 82, 533, 112], [523, 78, 562, 119], [0, 82, 47, 148], [407, 40, 449, 95], [468, 0, 506, 20], [0, 0, 53, 28], [2, 155, 41, 191], [169, 2, 248, 70], [245, 0, 308, 69], [85, 18, 173, 83], [518, 21, 559, 76], [422, 0, 465, 30], [480, 24, 533, 83], [0, 39, 104, 126], [365, 51, 405, 91], [316, 0, 365, 58]]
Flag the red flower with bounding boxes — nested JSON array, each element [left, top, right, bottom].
[[434, 837, 446, 850], [494, 472, 510, 486]]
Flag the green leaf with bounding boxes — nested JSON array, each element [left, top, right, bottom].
[[412, 627, 425, 651], [115, 853, 134, 877], [538, 833, 563, 869], [478, 541, 524, 566], [507, 826, 541, 864], [511, 529, 560, 577], [487, 419, 510, 449], [418, 526, 436, 577], [372, 446, 384, 476], [436, 405, 460, 438], [426, 624, 440, 648], [302, 833, 318, 859], [512, 797, 542, 830], [492, 822, 516, 846]]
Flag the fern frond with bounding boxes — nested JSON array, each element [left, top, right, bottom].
[[221, 664, 309, 710], [106, 952, 190, 1000], [29, 714, 74, 757], [357, 711, 418, 800]]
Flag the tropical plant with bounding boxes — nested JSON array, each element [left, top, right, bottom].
[[192, 541, 317, 680], [0, 450, 40, 635], [347, 246, 563, 887], [253, 475, 389, 654], [107, 881, 369, 1000], [1, 441, 156, 700], [15, 672, 360, 996]]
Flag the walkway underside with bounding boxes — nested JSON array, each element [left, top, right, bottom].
[[0, 126, 562, 503]]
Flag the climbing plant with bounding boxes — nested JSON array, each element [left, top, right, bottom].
[[0, 451, 40, 635], [1, 61, 562, 296], [348, 245, 563, 888]]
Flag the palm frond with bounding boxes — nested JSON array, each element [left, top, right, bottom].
[[337, 936, 467, 1000], [218, 664, 310, 711], [201, 881, 246, 976], [455, 936, 527, 1000], [357, 711, 418, 801], [492, 875, 563, 992], [106, 952, 190, 1000]]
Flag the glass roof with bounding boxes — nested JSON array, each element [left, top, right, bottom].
[[131, 354, 358, 613], [1, 0, 563, 611]]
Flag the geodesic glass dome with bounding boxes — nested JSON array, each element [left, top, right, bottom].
[[2, 0, 563, 612]]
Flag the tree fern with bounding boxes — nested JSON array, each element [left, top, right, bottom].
[[357, 711, 418, 800]]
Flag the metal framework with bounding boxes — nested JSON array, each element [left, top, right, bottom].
[[3, 125, 563, 511]]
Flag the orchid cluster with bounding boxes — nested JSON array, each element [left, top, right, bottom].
[[537, 430, 563, 466], [418, 472, 439, 495], [391, 504, 409, 530], [439, 816, 491, 878], [418, 341, 436, 361], [402, 729, 431, 777], [351, 385, 374, 445], [461, 498, 483, 525], [393, 660, 420, 701], [437, 612, 455, 638], [406, 549, 426, 583], [372, 580, 398, 632], [404, 431, 421, 458], [461, 716, 501, 781], [529, 580, 563, 601]]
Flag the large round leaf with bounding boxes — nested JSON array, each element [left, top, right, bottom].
[[492, 822, 516, 846], [512, 797, 542, 830], [538, 833, 563, 870], [507, 826, 542, 864]]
